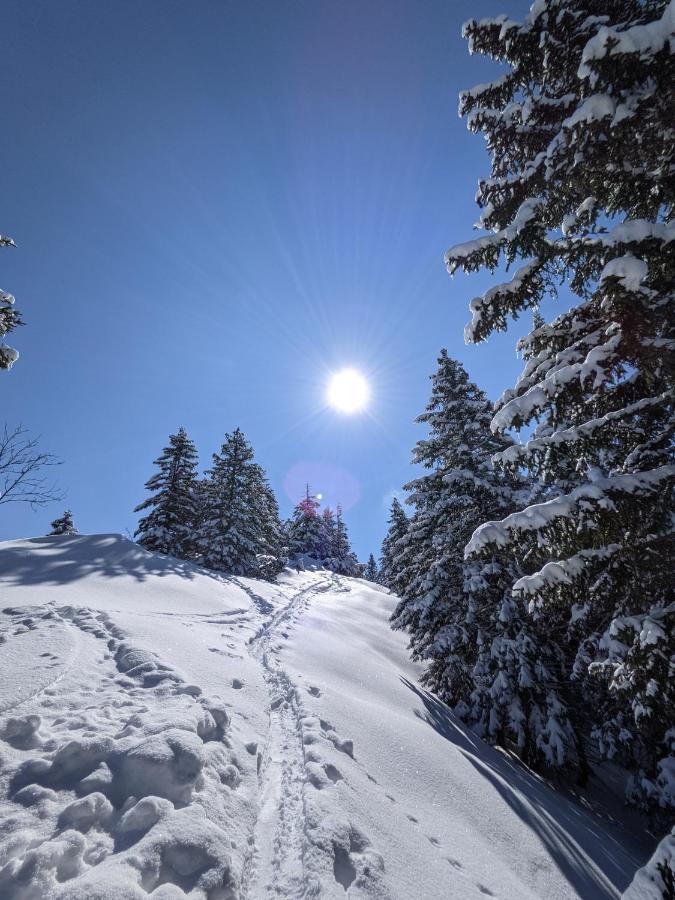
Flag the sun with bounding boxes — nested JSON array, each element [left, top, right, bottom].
[[326, 368, 370, 414]]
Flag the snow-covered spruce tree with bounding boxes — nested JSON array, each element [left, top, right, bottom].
[[378, 497, 409, 590], [364, 554, 379, 582], [391, 351, 575, 767], [49, 509, 77, 536], [134, 427, 199, 559], [251, 463, 285, 578], [319, 507, 337, 559], [286, 487, 325, 562], [449, 1, 674, 810], [0, 233, 20, 371], [198, 429, 282, 577], [325, 504, 360, 575]]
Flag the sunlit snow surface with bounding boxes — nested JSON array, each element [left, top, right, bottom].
[[0, 534, 644, 899]]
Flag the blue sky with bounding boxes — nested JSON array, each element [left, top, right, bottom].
[[1, 0, 531, 558]]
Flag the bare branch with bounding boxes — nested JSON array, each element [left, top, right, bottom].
[[0, 424, 63, 509]]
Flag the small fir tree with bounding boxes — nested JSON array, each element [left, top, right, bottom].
[[134, 427, 199, 559], [364, 554, 379, 582], [327, 505, 360, 575], [251, 463, 285, 578], [286, 486, 325, 560], [49, 509, 77, 536], [198, 428, 281, 576], [319, 507, 337, 559], [378, 498, 409, 590]]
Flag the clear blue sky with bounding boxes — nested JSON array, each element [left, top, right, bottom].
[[1, 0, 531, 558]]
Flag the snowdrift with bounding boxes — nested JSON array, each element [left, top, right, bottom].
[[0, 534, 645, 898]]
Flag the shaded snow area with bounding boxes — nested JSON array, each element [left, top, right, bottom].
[[0, 535, 645, 899]]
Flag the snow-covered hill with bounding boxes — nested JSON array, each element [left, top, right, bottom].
[[0, 534, 645, 899]]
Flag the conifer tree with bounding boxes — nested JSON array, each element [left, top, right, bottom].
[[198, 428, 281, 576], [49, 509, 77, 536], [0, 233, 20, 370], [319, 507, 337, 559], [390, 352, 573, 768], [286, 486, 325, 560], [327, 505, 360, 575], [251, 464, 285, 578], [378, 498, 409, 590], [135, 428, 199, 559], [364, 554, 379, 582], [449, 0, 674, 809]]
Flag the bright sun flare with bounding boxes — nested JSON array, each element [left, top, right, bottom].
[[327, 368, 370, 414]]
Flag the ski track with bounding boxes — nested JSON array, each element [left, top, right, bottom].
[[1, 554, 640, 900], [0, 610, 82, 716], [242, 574, 333, 900], [0, 569, 356, 900]]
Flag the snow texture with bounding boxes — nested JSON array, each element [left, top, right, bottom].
[[0, 533, 647, 898]]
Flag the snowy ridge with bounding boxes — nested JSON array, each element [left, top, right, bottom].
[[0, 534, 646, 898]]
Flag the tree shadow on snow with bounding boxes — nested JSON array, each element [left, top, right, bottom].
[[0, 533, 217, 587], [400, 677, 646, 900]]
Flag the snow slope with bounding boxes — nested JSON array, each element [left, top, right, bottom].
[[0, 534, 645, 899]]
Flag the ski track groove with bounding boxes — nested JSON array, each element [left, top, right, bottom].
[[0, 608, 83, 715], [242, 574, 334, 900]]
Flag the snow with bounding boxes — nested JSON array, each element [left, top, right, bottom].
[[599, 255, 649, 291], [445, 198, 542, 275], [466, 467, 675, 557], [0, 346, 19, 369], [0, 533, 647, 898], [464, 261, 540, 344], [622, 827, 675, 900], [495, 393, 669, 468], [586, 218, 675, 247], [579, 0, 675, 80], [563, 94, 615, 128]]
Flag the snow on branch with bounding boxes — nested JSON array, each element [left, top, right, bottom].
[[599, 254, 649, 292], [465, 466, 675, 557], [464, 260, 542, 343], [578, 0, 675, 81], [445, 198, 543, 275], [494, 393, 672, 468], [512, 544, 622, 598], [584, 218, 675, 248]]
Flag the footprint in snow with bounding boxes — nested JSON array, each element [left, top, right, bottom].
[[477, 886, 495, 897], [406, 814, 418, 824], [324, 764, 342, 783], [427, 836, 440, 846], [307, 686, 321, 697]]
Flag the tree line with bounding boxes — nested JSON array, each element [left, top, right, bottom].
[[378, 0, 674, 846], [133, 426, 361, 579]]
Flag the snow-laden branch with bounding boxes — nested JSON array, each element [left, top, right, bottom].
[[465, 466, 675, 556], [578, 0, 675, 81]]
